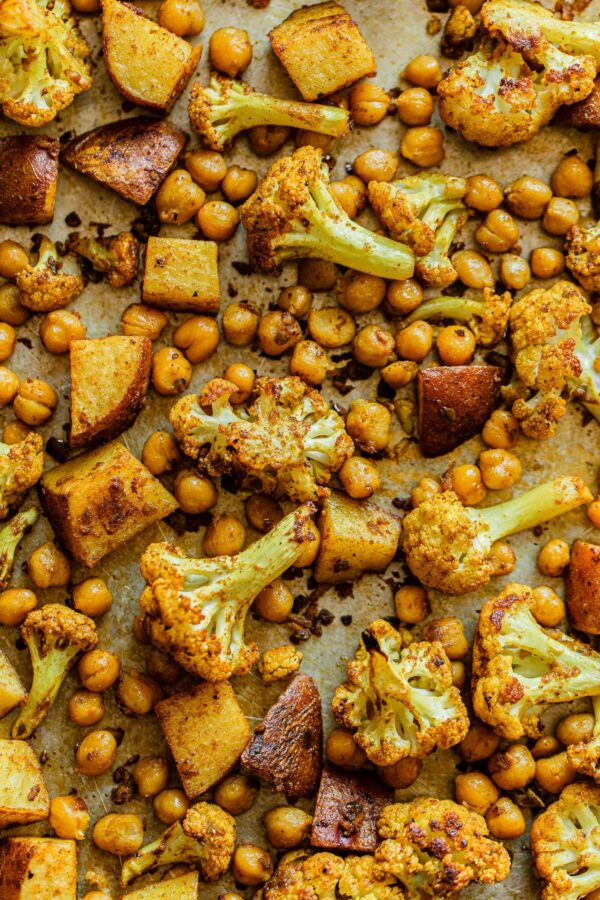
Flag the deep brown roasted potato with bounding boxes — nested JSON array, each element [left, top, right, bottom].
[[311, 766, 392, 853], [0, 837, 76, 898], [0, 135, 59, 225], [554, 77, 600, 127], [566, 539, 600, 634], [59, 117, 188, 205], [102, 0, 202, 112]]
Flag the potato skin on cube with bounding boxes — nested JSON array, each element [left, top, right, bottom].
[[0, 136, 59, 226], [566, 540, 600, 634]]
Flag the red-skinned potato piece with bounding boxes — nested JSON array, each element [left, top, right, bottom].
[[0, 136, 59, 225], [311, 765, 392, 853], [59, 117, 188, 206], [417, 365, 503, 458], [566, 540, 600, 634], [554, 77, 600, 128]]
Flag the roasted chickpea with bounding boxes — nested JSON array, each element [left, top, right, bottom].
[[253, 578, 293, 623], [451, 249, 494, 289], [69, 0, 100, 11], [132, 757, 170, 798], [475, 208, 519, 253], [349, 82, 389, 125], [0, 367, 18, 407], [248, 125, 291, 156], [157, 0, 204, 35], [530, 247, 565, 278], [346, 399, 391, 452], [222, 301, 260, 347], [0, 283, 29, 326], [551, 154, 593, 198], [224, 362, 255, 403], [258, 310, 302, 356], [203, 512, 246, 557], [378, 757, 422, 789], [39, 310, 85, 353], [464, 174, 503, 212], [401, 126, 444, 167], [27, 542, 70, 588], [154, 789, 189, 825], [13, 377, 57, 426], [173, 316, 220, 364], [556, 713, 595, 746], [353, 325, 395, 369], [278, 285, 313, 318], [0, 587, 37, 626], [76, 730, 117, 776], [331, 179, 368, 219], [152, 347, 192, 395], [245, 493, 283, 533], [353, 148, 397, 183], [482, 410, 519, 449], [423, 616, 468, 660], [185, 149, 227, 192], [326, 727, 367, 770], [68, 690, 105, 727], [93, 813, 144, 856], [587, 498, 600, 528], [488, 743, 535, 790], [214, 774, 257, 816], [209, 26, 252, 77], [339, 456, 381, 499], [307, 307, 356, 348], [78, 650, 120, 693], [411, 475, 440, 507], [385, 278, 423, 316], [479, 448, 522, 490], [489, 540, 516, 576], [116, 672, 162, 716], [454, 772, 499, 815], [460, 720, 501, 762], [395, 87, 434, 126], [132, 613, 151, 645], [232, 845, 273, 887], [532, 735, 562, 759], [146, 648, 184, 685], [50, 795, 89, 840], [142, 430, 179, 476], [505, 176, 552, 219], [294, 518, 321, 568], [486, 797, 526, 840], [531, 585, 565, 627], [264, 806, 312, 849], [537, 538, 570, 577], [451, 463, 487, 505], [0, 322, 16, 362], [451, 660, 466, 689], [543, 196, 580, 235], [155, 170, 205, 224], [394, 584, 429, 624], [338, 271, 386, 314], [121, 304, 167, 341], [196, 200, 239, 241], [297, 259, 338, 292], [395, 320, 433, 362], [72, 578, 113, 617], [403, 54, 442, 88], [290, 340, 331, 385], [436, 325, 476, 366], [0, 240, 28, 279], [294, 129, 334, 152], [535, 751, 576, 793], [222, 165, 258, 204], [381, 360, 417, 389], [500, 254, 531, 290]]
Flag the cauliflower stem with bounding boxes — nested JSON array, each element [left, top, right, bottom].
[[0, 506, 38, 590], [406, 287, 511, 347]]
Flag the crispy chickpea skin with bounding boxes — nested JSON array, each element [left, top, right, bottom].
[[423, 616, 468, 659], [92, 813, 144, 856], [353, 324, 395, 368], [0, 587, 37, 626], [49, 795, 89, 840], [294, 518, 321, 568], [346, 399, 391, 452], [222, 165, 258, 204], [551, 155, 593, 198], [117, 672, 162, 716], [401, 127, 444, 167], [455, 772, 499, 816], [152, 347, 192, 395], [132, 757, 169, 797], [121, 304, 168, 341], [155, 170, 205, 224], [72, 578, 113, 617], [450, 463, 487, 505], [385, 278, 423, 316], [290, 340, 331, 386], [460, 720, 501, 762], [532, 735, 562, 759], [482, 409, 519, 449], [451, 250, 494, 289], [232, 845, 273, 886], [395, 87, 434, 126], [307, 307, 355, 348], [339, 456, 381, 499], [68, 690, 105, 726], [14, 377, 57, 426], [537, 538, 570, 577], [222, 301, 259, 347], [500, 254, 530, 290], [479, 448, 522, 489], [185, 149, 227, 192], [214, 774, 257, 816], [486, 797, 525, 840], [489, 540, 516, 576], [264, 807, 312, 849], [248, 125, 291, 156], [209, 27, 252, 77], [411, 475, 440, 507], [353, 149, 397, 183], [27, 542, 70, 588], [531, 585, 565, 627], [0, 240, 28, 279], [556, 713, 595, 746], [157, 0, 204, 36], [465, 174, 503, 212], [142, 430, 180, 475], [78, 649, 120, 693], [505, 176, 552, 219], [153, 789, 189, 824], [253, 578, 293, 622], [475, 209, 519, 253], [196, 200, 239, 241], [76, 730, 117, 776], [530, 247, 565, 278], [394, 584, 429, 624], [349, 82, 390, 125], [295, 129, 334, 152], [203, 512, 246, 557], [173, 315, 220, 364], [0, 323, 16, 362], [0, 283, 29, 326], [0, 367, 18, 407], [40, 310, 86, 353], [258, 310, 302, 356], [395, 320, 433, 362], [326, 727, 368, 770], [378, 757, 422, 788], [338, 271, 386, 314], [146, 648, 184, 685], [279, 284, 313, 318], [543, 197, 579, 235], [535, 751, 576, 793], [224, 362, 255, 403], [436, 325, 476, 366], [245, 493, 283, 533], [488, 743, 535, 790], [403, 54, 442, 88], [587, 498, 600, 528], [298, 259, 338, 292]]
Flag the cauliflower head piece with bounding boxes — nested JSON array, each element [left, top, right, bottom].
[[0, 432, 44, 520], [257, 850, 402, 899], [406, 287, 512, 348], [332, 619, 469, 766], [16, 235, 84, 312], [567, 696, 600, 782], [566, 219, 600, 293]]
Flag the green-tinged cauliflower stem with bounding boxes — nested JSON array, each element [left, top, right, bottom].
[[240, 146, 415, 280], [406, 287, 511, 346], [189, 75, 349, 151], [140, 503, 316, 680], [0, 506, 37, 590], [402, 476, 591, 594], [11, 603, 98, 740], [415, 205, 467, 289], [571, 317, 600, 422], [0, 433, 44, 519]]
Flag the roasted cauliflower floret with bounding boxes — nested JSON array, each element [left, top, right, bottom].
[[375, 798, 511, 896], [240, 146, 415, 280], [406, 286, 512, 347], [414, 206, 468, 290], [567, 696, 600, 782], [258, 645, 302, 684], [402, 476, 591, 594], [16, 235, 84, 312], [338, 855, 402, 899], [170, 376, 353, 502], [257, 850, 400, 900], [530, 783, 600, 900], [566, 219, 600, 292], [0, 433, 44, 520], [121, 801, 235, 886], [189, 74, 349, 151], [332, 619, 469, 766], [11, 603, 98, 740], [0, 506, 38, 591], [472, 584, 600, 740], [68, 231, 139, 288], [140, 504, 316, 681], [0, 0, 92, 126]]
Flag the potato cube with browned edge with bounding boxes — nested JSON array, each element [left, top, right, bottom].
[[0, 652, 26, 720], [70, 336, 152, 448], [314, 492, 401, 583], [0, 741, 50, 829], [0, 136, 59, 226], [39, 441, 177, 568], [122, 871, 199, 900], [0, 837, 76, 899], [311, 765, 392, 852], [567, 539, 600, 634], [155, 682, 250, 800], [142, 237, 220, 313], [269, 2, 376, 101], [102, 0, 201, 112]]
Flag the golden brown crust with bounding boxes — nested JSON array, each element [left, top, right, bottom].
[[0, 837, 77, 898], [566, 539, 600, 634], [0, 136, 59, 226], [311, 766, 392, 853]]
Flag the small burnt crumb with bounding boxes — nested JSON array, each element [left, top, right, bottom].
[[392, 496, 411, 511], [65, 211, 81, 228], [166, 509, 212, 535], [232, 261, 254, 276], [111, 781, 135, 805], [533, 525, 544, 537], [59, 130, 75, 144], [16, 337, 32, 350], [292, 594, 309, 613], [290, 629, 311, 644], [377, 379, 396, 400], [38, 751, 49, 765], [227, 283, 238, 298], [46, 437, 71, 462], [335, 581, 354, 599], [15, 636, 26, 651], [131, 205, 160, 243], [220, 474, 239, 495], [316, 608, 334, 626], [382, 615, 401, 629], [426, 14, 442, 33], [341, 614, 353, 626]]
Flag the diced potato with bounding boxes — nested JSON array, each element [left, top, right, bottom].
[[122, 871, 199, 900], [102, 0, 201, 112], [269, 1, 376, 101], [39, 441, 177, 567], [0, 837, 76, 899], [311, 766, 392, 852], [0, 136, 59, 225], [0, 740, 49, 829], [567, 539, 600, 634], [0, 651, 26, 720], [60, 117, 188, 206], [155, 682, 250, 800], [555, 78, 600, 127], [142, 237, 220, 313], [314, 492, 401, 583], [70, 336, 152, 448]]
